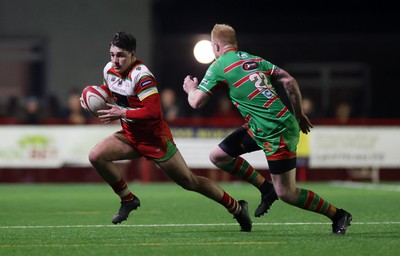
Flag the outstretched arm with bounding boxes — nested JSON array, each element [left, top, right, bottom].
[[182, 75, 210, 109], [272, 68, 313, 134]]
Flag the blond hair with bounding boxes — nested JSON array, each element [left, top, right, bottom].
[[211, 24, 237, 47]]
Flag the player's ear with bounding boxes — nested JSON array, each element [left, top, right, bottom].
[[215, 43, 219, 52], [213, 42, 220, 52]]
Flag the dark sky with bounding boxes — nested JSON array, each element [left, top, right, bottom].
[[151, 1, 400, 118], [152, 1, 399, 35]]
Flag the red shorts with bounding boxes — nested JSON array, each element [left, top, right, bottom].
[[116, 119, 175, 159]]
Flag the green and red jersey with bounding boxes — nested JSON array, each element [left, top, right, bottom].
[[198, 50, 300, 155]]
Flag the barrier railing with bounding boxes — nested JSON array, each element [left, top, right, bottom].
[[1, 118, 399, 183]]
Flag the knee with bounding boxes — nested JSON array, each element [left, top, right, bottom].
[[275, 188, 288, 202], [88, 148, 102, 165], [209, 147, 232, 167], [274, 186, 298, 204]]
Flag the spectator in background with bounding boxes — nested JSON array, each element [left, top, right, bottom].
[[160, 88, 182, 122], [42, 94, 63, 120], [3, 96, 24, 121], [334, 101, 352, 124], [301, 96, 320, 120], [21, 96, 43, 124]]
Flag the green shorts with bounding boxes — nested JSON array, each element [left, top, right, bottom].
[[151, 139, 178, 163], [247, 115, 300, 159]]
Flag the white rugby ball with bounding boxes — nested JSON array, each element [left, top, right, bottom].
[[81, 85, 111, 117]]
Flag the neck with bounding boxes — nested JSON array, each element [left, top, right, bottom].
[[222, 45, 238, 54]]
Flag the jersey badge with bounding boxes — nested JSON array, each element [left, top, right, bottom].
[[201, 78, 209, 85], [242, 61, 258, 71], [140, 78, 153, 88], [238, 52, 248, 58]]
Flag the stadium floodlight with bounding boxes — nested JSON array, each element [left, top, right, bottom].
[[193, 40, 214, 64]]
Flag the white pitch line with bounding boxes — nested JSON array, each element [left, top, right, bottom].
[[1, 221, 399, 229], [330, 181, 400, 192]]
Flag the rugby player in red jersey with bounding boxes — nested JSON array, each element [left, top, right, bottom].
[[83, 31, 252, 231]]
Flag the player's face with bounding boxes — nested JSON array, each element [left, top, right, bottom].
[[109, 45, 134, 74]]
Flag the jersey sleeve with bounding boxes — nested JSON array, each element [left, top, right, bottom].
[[135, 75, 159, 101], [261, 59, 279, 77], [125, 92, 162, 119], [197, 61, 225, 95], [125, 69, 161, 120]]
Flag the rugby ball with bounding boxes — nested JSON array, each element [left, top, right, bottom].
[[81, 85, 111, 117]]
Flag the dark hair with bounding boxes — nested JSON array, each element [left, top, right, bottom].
[[110, 31, 137, 52]]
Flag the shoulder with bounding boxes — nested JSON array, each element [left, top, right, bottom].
[[129, 60, 155, 80], [103, 62, 113, 72], [103, 62, 114, 76]]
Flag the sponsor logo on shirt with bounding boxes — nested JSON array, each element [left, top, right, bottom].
[[206, 70, 212, 77], [242, 61, 258, 71]]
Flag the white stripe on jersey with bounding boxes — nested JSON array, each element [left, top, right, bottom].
[[138, 87, 158, 101]]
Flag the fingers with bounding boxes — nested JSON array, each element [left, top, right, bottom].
[[184, 75, 197, 83], [183, 75, 196, 93], [299, 115, 313, 134], [80, 97, 87, 109], [96, 109, 107, 115]]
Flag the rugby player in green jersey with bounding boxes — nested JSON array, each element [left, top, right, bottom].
[[183, 24, 352, 234]]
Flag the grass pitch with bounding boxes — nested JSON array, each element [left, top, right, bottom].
[[0, 182, 399, 256]]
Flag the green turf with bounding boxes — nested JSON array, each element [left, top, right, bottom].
[[0, 182, 399, 256]]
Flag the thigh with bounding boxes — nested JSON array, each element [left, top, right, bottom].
[[91, 134, 140, 161], [219, 126, 260, 157]]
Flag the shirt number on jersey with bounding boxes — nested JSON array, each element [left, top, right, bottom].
[[249, 72, 274, 99]]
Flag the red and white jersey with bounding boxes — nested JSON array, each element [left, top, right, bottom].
[[102, 60, 174, 151], [103, 60, 158, 123]]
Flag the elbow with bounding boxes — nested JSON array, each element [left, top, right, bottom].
[[189, 99, 205, 110], [187, 90, 209, 109], [190, 102, 201, 109]]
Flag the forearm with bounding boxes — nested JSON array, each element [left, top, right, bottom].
[[284, 79, 303, 118], [187, 89, 203, 109]]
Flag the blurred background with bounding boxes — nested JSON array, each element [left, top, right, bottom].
[[0, 0, 399, 182], [1, 0, 399, 120]]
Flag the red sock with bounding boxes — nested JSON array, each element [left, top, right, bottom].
[[111, 178, 134, 202], [219, 191, 240, 215]]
